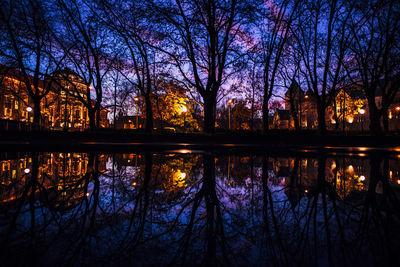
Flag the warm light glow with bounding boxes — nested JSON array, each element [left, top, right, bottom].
[[396, 106, 400, 111], [331, 119, 336, 124], [360, 175, 365, 181], [24, 168, 30, 174], [389, 112, 393, 119], [359, 109, 365, 115], [26, 107, 32, 112], [331, 161, 336, 169], [390, 171, 393, 179], [180, 172, 186, 179], [86, 193, 90, 197], [132, 182, 137, 186], [305, 95, 309, 99], [177, 149, 191, 154], [305, 189, 308, 193], [228, 99, 233, 104], [181, 105, 187, 113], [397, 179, 400, 185], [347, 117, 354, 123], [134, 97, 139, 102], [348, 165, 354, 172]]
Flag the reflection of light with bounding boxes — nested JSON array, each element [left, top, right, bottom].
[[26, 107, 32, 112], [331, 161, 336, 169], [180, 172, 186, 179], [348, 165, 354, 172], [177, 149, 191, 154], [390, 171, 393, 179], [24, 168, 30, 174], [360, 175, 365, 181], [389, 112, 393, 119], [358, 147, 368, 151]]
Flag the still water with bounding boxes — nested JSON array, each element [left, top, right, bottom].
[[0, 149, 399, 266]]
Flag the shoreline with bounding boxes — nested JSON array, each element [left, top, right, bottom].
[[1, 130, 400, 153]]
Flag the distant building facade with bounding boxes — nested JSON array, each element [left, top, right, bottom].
[[0, 65, 108, 131], [276, 80, 400, 131]]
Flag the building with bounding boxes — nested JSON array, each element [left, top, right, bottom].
[[0, 65, 109, 131], [280, 80, 400, 132]]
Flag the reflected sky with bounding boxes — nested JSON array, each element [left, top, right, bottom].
[[0, 151, 399, 266]]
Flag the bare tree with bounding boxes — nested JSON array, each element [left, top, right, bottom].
[[99, 0, 164, 134], [292, 0, 354, 134], [0, 0, 65, 130], [147, 0, 254, 133], [347, 0, 400, 135], [258, 0, 300, 133], [55, 0, 116, 131]]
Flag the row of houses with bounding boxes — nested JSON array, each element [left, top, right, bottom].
[[273, 81, 400, 131], [0, 65, 109, 131]]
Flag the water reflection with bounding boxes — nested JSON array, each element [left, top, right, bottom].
[[0, 151, 399, 266]]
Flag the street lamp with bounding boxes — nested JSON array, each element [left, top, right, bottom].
[[359, 108, 365, 134], [227, 99, 233, 130], [181, 105, 187, 132], [134, 97, 139, 129], [26, 107, 32, 128]]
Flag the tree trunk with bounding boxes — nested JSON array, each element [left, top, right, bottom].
[[32, 98, 41, 131], [262, 99, 269, 134], [96, 109, 101, 128], [382, 109, 389, 134], [369, 106, 382, 136], [88, 109, 96, 131], [317, 103, 327, 135], [203, 96, 216, 133], [144, 94, 153, 134]]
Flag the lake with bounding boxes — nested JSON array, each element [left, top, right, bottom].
[[0, 148, 399, 266]]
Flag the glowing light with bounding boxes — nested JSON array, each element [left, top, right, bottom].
[[389, 112, 393, 119], [359, 109, 365, 115], [26, 107, 32, 112], [132, 182, 137, 186], [305, 189, 308, 193], [181, 105, 187, 113], [24, 168, 30, 174], [180, 172, 186, 179], [331, 161, 336, 169], [134, 97, 139, 102], [347, 117, 354, 123], [305, 95, 309, 99], [360, 175, 365, 181], [86, 193, 90, 197], [228, 99, 233, 104], [331, 119, 336, 124], [348, 165, 354, 172], [390, 171, 393, 179], [397, 179, 400, 185], [396, 106, 400, 111], [177, 149, 191, 154]]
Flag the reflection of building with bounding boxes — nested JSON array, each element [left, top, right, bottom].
[[0, 65, 109, 131], [0, 153, 107, 208]]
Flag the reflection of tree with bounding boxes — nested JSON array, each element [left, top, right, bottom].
[[1, 152, 400, 266], [0, 152, 102, 266]]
